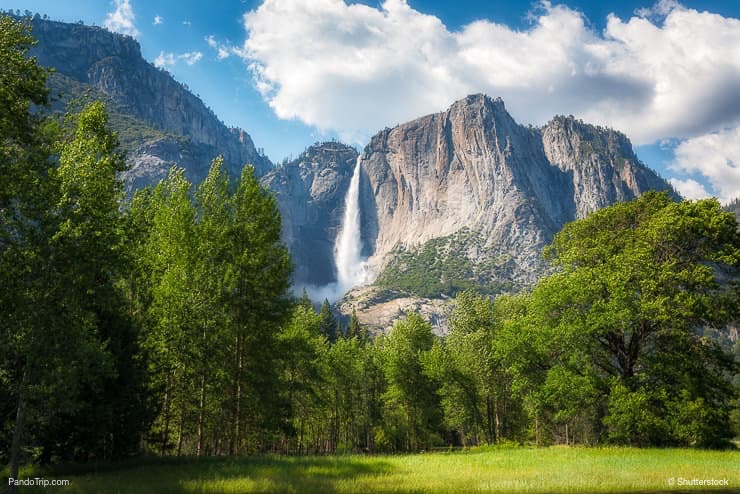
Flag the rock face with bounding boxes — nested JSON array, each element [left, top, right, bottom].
[[28, 17, 271, 186], [261, 142, 358, 286], [360, 94, 673, 284], [343, 94, 675, 332]]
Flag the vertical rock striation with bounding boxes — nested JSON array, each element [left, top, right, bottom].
[[360, 94, 674, 287], [344, 94, 675, 332]]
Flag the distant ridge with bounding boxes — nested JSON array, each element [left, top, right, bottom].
[[24, 15, 272, 190]]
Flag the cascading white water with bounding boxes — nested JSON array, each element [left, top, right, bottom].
[[334, 156, 368, 292]]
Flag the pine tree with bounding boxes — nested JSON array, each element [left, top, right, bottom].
[[347, 308, 362, 340], [319, 299, 337, 343], [298, 288, 314, 311]]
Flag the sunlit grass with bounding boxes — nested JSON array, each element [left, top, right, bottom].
[[7, 446, 739, 493]]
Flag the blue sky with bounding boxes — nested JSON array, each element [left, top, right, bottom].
[[4, 1, 740, 202]]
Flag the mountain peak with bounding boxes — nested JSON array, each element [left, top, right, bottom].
[[455, 93, 505, 108], [446, 93, 509, 119], [27, 16, 272, 190]]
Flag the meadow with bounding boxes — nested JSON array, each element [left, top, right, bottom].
[[6, 447, 739, 494]]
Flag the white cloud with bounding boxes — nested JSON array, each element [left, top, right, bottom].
[[205, 35, 233, 60], [669, 127, 740, 203], [180, 51, 203, 65], [154, 15, 163, 25], [104, 0, 139, 37], [635, 0, 683, 18], [154, 51, 176, 68], [668, 178, 711, 200], [240, 0, 740, 147], [154, 51, 203, 68], [183, 20, 192, 26], [217, 47, 230, 60]]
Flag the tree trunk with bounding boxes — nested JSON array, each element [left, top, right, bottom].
[[161, 374, 172, 456], [9, 365, 29, 494], [197, 372, 206, 457], [494, 399, 501, 444], [232, 332, 243, 455], [487, 396, 495, 444], [176, 398, 185, 456]]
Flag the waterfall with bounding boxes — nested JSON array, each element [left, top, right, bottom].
[[334, 156, 368, 292]]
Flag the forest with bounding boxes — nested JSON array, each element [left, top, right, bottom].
[[1, 13, 739, 482]]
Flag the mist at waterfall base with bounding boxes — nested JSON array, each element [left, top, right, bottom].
[[296, 157, 370, 303]]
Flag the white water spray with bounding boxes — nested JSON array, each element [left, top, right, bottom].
[[334, 156, 369, 292]]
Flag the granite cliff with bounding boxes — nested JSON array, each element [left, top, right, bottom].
[[340, 94, 674, 333], [261, 142, 358, 287], [27, 17, 271, 188]]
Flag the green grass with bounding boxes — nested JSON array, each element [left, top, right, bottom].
[[5, 447, 739, 493]]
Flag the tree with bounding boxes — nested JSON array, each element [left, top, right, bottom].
[[381, 313, 442, 451], [42, 101, 147, 462], [298, 288, 314, 311], [0, 15, 48, 216], [319, 298, 337, 343], [435, 291, 496, 445], [346, 308, 365, 340], [277, 304, 327, 453], [226, 165, 293, 453], [537, 192, 739, 446], [139, 167, 197, 455], [1, 15, 53, 480], [0, 16, 152, 480], [191, 157, 232, 456]]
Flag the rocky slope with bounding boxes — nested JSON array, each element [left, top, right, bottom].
[[27, 17, 271, 187], [261, 142, 358, 286], [342, 94, 674, 333]]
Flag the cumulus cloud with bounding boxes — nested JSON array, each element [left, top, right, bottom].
[[634, 0, 683, 18], [104, 0, 139, 37], [239, 0, 740, 147], [669, 127, 740, 203], [668, 178, 711, 200], [154, 51, 203, 68], [153, 15, 163, 25]]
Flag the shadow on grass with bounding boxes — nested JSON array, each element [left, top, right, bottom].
[[32, 455, 396, 494]]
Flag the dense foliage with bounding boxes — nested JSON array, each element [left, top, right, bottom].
[[376, 229, 514, 297], [2, 16, 739, 477]]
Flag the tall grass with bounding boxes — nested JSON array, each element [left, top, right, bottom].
[[5, 447, 738, 493]]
